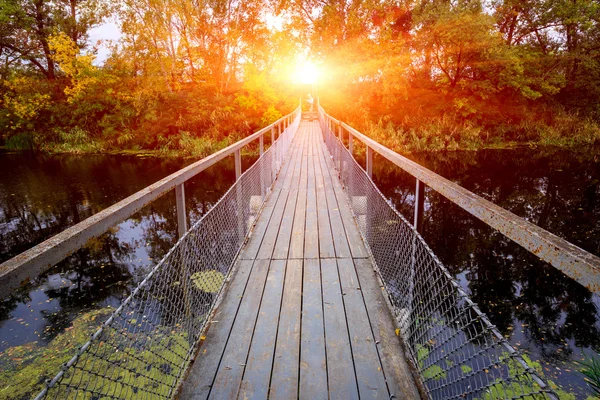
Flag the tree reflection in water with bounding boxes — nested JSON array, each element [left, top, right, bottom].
[[369, 146, 600, 397], [0, 152, 238, 352]]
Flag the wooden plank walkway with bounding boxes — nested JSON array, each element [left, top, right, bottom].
[[178, 121, 420, 400]]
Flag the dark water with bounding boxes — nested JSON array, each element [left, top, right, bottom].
[[1, 147, 599, 398], [365, 146, 600, 398], [0, 151, 262, 353]]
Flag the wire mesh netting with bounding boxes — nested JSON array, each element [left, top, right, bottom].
[[318, 108, 558, 400], [35, 111, 301, 400]]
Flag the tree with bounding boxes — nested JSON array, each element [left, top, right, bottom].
[[0, 0, 108, 80]]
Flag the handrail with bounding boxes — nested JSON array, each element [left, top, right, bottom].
[[0, 105, 302, 298], [319, 105, 600, 294]]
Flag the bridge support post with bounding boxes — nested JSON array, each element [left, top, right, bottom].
[[271, 127, 277, 176], [414, 179, 425, 233], [337, 123, 343, 172], [235, 149, 242, 180], [349, 134, 353, 155], [234, 149, 245, 241], [175, 184, 187, 238], [259, 135, 264, 157], [366, 146, 374, 179]]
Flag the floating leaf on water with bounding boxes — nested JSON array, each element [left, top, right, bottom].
[[190, 270, 224, 293]]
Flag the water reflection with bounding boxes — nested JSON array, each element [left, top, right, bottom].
[[0, 151, 254, 352], [369, 146, 600, 398]]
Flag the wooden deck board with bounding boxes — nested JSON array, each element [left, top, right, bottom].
[[270, 259, 302, 399], [178, 121, 419, 400]]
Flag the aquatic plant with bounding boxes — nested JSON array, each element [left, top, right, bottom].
[[578, 353, 600, 397]]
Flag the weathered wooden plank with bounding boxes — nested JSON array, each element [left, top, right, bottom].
[[270, 259, 303, 399], [240, 127, 302, 260], [313, 126, 336, 259], [289, 127, 308, 259], [353, 258, 421, 399], [333, 187, 368, 259], [299, 258, 328, 399], [336, 258, 389, 399], [178, 259, 256, 400], [316, 133, 352, 259], [272, 132, 303, 259], [321, 258, 359, 399], [238, 260, 286, 399], [272, 188, 299, 260], [256, 130, 304, 260], [304, 124, 319, 259], [256, 190, 291, 259], [180, 121, 420, 400], [321, 142, 368, 259], [208, 259, 271, 399]]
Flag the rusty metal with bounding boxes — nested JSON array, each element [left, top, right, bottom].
[[413, 179, 425, 233], [320, 106, 600, 294], [0, 107, 301, 299], [176, 184, 187, 238]]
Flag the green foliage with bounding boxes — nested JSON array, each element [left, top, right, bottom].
[[45, 127, 103, 153], [0, 0, 599, 154], [4, 132, 35, 150], [578, 353, 600, 397], [190, 270, 225, 293], [0, 308, 113, 400], [477, 353, 575, 400], [415, 344, 448, 381], [0, 307, 194, 400]]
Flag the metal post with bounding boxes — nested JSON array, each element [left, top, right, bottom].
[[259, 135, 264, 156], [349, 134, 353, 155], [277, 123, 282, 169], [366, 146, 374, 179], [234, 149, 242, 180], [337, 123, 343, 172], [271, 126, 277, 174], [235, 149, 244, 240], [414, 179, 425, 233], [175, 184, 187, 238]]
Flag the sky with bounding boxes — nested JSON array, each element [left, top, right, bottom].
[[88, 21, 121, 65]]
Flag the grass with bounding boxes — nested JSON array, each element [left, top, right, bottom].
[[362, 110, 600, 153], [578, 354, 600, 397]]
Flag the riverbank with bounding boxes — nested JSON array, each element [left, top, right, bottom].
[[1, 135, 263, 159], [360, 114, 600, 154], [5, 108, 599, 157]]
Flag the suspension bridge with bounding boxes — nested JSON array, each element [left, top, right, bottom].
[[2, 103, 600, 399]]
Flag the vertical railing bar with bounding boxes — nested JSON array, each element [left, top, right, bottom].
[[348, 133, 353, 155], [234, 149, 242, 180], [271, 126, 277, 176], [337, 122, 342, 172], [175, 184, 187, 238], [259, 134, 264, 156], [414, 179, 425, 232], [366, 146, 374, 179]]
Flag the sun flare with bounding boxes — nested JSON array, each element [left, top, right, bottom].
[[295, 61, 319, 85]]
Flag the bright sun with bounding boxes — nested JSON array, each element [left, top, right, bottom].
[[295, 61, 319, 85]]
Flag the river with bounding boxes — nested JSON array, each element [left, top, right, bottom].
[[1, 146, 599, 398]]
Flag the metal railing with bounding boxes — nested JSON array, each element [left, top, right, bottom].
[[0, 106, 301, 298], [33, 106, 301, 399], [318, 105, 560, 399], [318, 107, 600, 294]]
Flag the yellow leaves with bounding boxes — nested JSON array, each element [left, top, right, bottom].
[[1, 77, 51, 130], [49, 32, 98, 103]]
